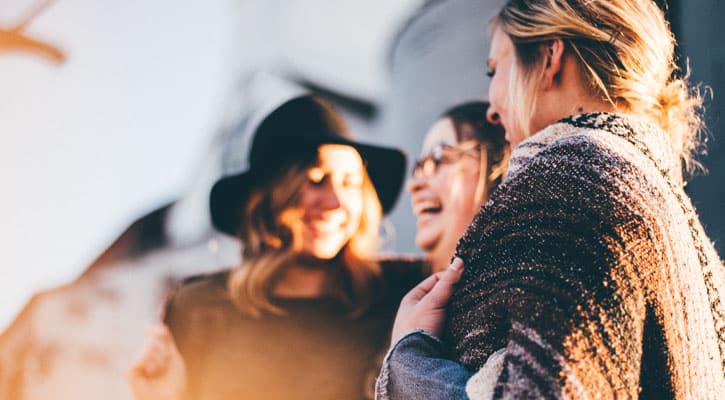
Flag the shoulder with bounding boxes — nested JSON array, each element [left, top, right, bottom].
[[163, 269, 231, 322], [379, 256, 429, 283], [519, 113, 673, 182], [376, 256, 430, 300], [501, 120, 650, 208], [458, 117, 655, 260]]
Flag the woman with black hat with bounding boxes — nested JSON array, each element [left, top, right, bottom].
[[127, 95, 426, 399]]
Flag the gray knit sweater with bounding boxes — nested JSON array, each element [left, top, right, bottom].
[[448, 113, 725, 399]]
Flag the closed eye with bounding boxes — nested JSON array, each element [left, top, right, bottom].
[[307, 167, 326, 185], [342, 174, 363, 188], [485, 59, 495, 78]]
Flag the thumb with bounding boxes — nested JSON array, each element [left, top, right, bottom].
[[403, 272, 443, 303], [422, 257, 464, 308]]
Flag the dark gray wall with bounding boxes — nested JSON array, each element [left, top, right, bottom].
[[675, 0, 725, 256], [377, 0, 507, 254]]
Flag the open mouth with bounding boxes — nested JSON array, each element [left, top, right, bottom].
[[414, 201, 442, 216]]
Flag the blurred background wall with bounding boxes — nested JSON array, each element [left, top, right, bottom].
[[674, 0, 725, 261]]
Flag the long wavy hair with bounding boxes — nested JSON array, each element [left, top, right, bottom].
[[494, 0, 706, 176], [227, 148, 383, 318]]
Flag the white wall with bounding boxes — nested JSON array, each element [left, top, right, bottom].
[[0, 0, 424, 332], [0, 0, 237, 331]]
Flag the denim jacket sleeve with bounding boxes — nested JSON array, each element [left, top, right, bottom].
[[375, 329, 472, 400]]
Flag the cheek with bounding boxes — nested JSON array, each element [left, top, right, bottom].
[[342, 191, 364, 225], [426, 169, 453, 196], [446, 165, 478, 217], [295, 186, 316, 215], [489, 75, 505, 111]]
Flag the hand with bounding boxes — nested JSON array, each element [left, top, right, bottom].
[[127, 324, 187, 400], [390, 257, 465, 344]]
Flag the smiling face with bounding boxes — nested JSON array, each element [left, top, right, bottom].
[[408, 118, 487, 271], [293, 144, 365, 260]]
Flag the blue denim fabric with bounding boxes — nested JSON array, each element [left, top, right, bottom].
[[375, 329, 472, 400]]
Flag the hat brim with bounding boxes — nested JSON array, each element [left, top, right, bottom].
[[210, 140, 406, 237]]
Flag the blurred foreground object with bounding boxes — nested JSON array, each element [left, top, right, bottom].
[[0, 0, 65, 64], [0, 73, 307, 400]]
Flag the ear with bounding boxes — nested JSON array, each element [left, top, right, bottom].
[[542, 39, 565, 90]]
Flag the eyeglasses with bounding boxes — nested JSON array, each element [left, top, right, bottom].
[[412, 143, 481, 178]]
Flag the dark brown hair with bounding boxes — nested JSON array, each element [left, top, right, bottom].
[[443, 101, 511, 192]]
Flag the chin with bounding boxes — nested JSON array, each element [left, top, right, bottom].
[[307, 242, 346, 260], [415, 233, 438, 254]]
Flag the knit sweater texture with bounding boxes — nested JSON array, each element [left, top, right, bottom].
[[447, 113, 725, 399]]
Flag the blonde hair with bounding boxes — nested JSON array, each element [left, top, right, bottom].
[[494, 0, 706, 175], [227, 151, 383, 318], [476, 142, 511, 205]]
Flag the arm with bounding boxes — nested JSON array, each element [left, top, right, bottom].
[[376, 260, 472, 400], [376, 329, 472, 400]]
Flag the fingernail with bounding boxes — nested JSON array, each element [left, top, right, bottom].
[[449, 257, 463, 271]]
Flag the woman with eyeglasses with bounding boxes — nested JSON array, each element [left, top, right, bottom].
[[409, 102, 509, 273], [378, 0, 725, 399], [126, 99, 510, 400]]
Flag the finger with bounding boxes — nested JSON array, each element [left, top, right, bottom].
[[128, 359, 148, 381], [422, 257, 465, 307], [147, 323, 170, 340], [129, 351, 162, 380], [126, 364, 145, 387], [135, 331, 172, 377], [151, 325, 186, 375], [146, 347, 168, 376], [148, 325, 175, 357], [403, 273, 442, 302]]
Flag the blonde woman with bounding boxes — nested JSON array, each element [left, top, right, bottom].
[[128, 95, 425, 399], [379, 1, 725, 399]]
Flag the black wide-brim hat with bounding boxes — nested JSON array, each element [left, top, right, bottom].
[[210, 95, 406, 237]]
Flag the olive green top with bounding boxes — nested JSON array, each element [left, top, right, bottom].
[[164, 258, 427, 400]]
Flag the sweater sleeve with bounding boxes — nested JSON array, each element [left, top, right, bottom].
[[375, 329, 472, 400], [448, 138, 655, 399]]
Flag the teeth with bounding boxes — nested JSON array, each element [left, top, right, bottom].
[[307, 215, 349, 233], [309, 221, 344, 231], [414, 200, 442, 215]]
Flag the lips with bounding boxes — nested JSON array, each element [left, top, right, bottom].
[[304, 214, 348, 235], [413, 199, 443, 216]]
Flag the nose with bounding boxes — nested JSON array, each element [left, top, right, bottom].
[[486, 108, 501, 125], [319, 182, 342, 210], [407, 172, 427, 195]]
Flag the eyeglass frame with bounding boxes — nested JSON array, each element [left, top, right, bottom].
[[411, 142, 482, 179]]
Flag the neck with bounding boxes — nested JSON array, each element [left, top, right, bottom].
[[546, 90, 618, 125], [272, 259, 333, 299], [535, 53, 619, 135], [428, 243, 457, 273]]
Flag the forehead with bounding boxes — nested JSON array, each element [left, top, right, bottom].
[[489, 27, 513, 59], [316, 144, 363, 171], [421, 118, 457, 155]]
